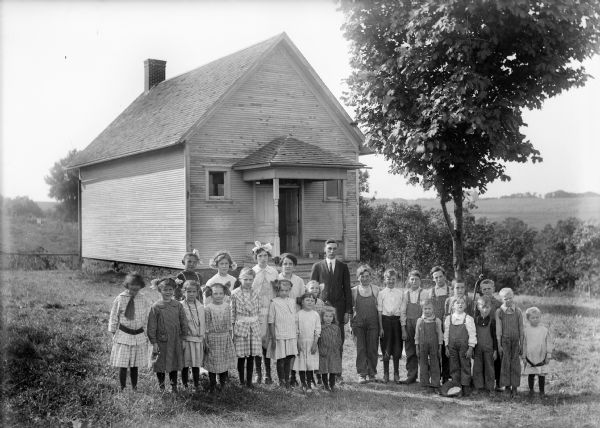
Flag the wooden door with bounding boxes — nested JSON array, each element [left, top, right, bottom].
[[255, 185, 274, 244], [279, 188, 299, 254]]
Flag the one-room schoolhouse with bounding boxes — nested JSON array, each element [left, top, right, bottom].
[[70, 33, 369, 270]]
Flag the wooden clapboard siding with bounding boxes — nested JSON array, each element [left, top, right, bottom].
[[187, 45, 357, 161], [186, 43, 362, 263], [80, 148, 186, 268], [188, 166, 255, 267]]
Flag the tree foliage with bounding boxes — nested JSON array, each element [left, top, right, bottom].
[[1, 195, 43, 218], [45, 149, 79, 222], [341, 0, 600, 279]]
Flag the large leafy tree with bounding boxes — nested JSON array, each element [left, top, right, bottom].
[[45, 149, 80, 222], [341, 0, 600, 279]]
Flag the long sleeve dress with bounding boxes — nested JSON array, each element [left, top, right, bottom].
[[294, 309, 321, 371], [318, 323, 343, 374], [108, 291, 152, 368], [181, 299, 206, 368], [204, 303, 236, 373], [147, 299, 188, 372]]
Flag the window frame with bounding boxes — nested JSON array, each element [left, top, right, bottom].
[[205, 167, 231, 201], [323, 179, 343, 202]]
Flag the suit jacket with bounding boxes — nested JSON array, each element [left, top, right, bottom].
[[310, 259, 352, 316]]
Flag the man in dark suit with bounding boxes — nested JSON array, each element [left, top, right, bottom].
[[310, 239, 352, 346]]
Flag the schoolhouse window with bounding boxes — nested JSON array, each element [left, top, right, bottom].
[[324, 180, 342, 201], [206, 168, 231, 200]]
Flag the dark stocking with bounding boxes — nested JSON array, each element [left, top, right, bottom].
[[182, 367, 189, 387], [237, 358, 246, 384], [299, 370, 307, 387], [169, 371, 178, 391], [119, 368, 127, 390], [329, 373, 336, 389], [157, 372, 166, 389], [276, 358, 285, 383], [283, 355, 293, 384], [209, 372, 217, 391], [245, 357, 254, 386], [219, 372, 228, 385], [539, 376, 546, 394], [306, 370, 315, 388], [262, 347, 272, 381], [130, 367, 138, 390], [192, 367, 200, 388], [528, 374, 535, 390]]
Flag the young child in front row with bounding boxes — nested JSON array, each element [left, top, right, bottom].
[[231, 268, 262, 388], [496, 287, 524, 397], [522, 306, 553, 396], [108, 272, 151, 391], [415, 300, 443, 391], [473, 295, 497, 394], [444, 296, 477, 397], [294, 292, 321, 393], [318, 306, 342, 392], [180, 281, 205, 391], [267, 279, 298, 388], [147, 278, 188, 392], [204, 283, 236, 393], [377, 268, 404, 383]]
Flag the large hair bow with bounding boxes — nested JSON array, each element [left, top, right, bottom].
[[252, 241, 273, 254]]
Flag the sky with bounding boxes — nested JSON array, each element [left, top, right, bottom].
[[2, 0, 600, 202]]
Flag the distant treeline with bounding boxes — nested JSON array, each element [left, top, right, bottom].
[[1, 195, 69, 221], [360, 197, 600, 296]]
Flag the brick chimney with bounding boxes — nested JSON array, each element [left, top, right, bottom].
[[144, 59, 166, 92]]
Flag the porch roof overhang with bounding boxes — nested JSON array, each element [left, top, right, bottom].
[[232, 136, 364, 181]]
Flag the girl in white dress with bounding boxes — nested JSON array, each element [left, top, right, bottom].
[[293, 292, 321, 393], [522, 307, 553, 396], [205, 250, 237, 305], [180, 281, 205, 391]]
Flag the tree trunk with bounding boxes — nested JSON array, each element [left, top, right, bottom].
[[439, 190, 466, 282]]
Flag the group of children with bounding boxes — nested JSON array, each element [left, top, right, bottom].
[[108, 245, 553, 398], [108, 244, 342, 394], [351, 265, 553, 398]]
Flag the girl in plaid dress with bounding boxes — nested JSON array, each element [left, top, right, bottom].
[[267, 279, 298, 388], [108, 272, 151, 391], [204, 283, 236, 392], [318, 306, 342, 391], [147, 278, 188, 392], [180, 281, 205, 391], [231, 268, 262, 388]]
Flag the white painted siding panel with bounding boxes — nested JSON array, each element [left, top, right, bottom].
[[81, 149, 186, 268]]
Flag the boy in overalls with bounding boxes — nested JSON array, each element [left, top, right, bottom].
[[400, 270, 425, 384], [415, 300, 443, 391], [496, 288, 524, 397], [428, 266, 451, 383], [444, 296, 477, 397], [473, 295, 497, 394]]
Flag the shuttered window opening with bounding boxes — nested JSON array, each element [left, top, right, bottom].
[[324, 180, 342, 201], [206, 167, 231, 200]]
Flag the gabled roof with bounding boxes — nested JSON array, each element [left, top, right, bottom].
[[70, 33, 367, 168], [233, 136, 364, 170]]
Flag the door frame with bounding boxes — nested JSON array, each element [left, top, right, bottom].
[[278, 182, 302, 255]]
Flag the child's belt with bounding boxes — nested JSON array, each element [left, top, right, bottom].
[[119, 325, 145, 335]]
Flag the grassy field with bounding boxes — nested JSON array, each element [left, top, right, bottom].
[[375, 196, 600, 229], [1, 215, 78, 254], [2, 270, 600, 427]]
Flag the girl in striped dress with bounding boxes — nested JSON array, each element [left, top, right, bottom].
[[180, 281, 205, 391], [231, 268, 262, 388], [267, 279, 298, 388], [495, 287, 524, 398], [318, 306, 342, 391], [108, 272, 151, 391], [205, 250, 237, 305], [204, 283, 236, 393]]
